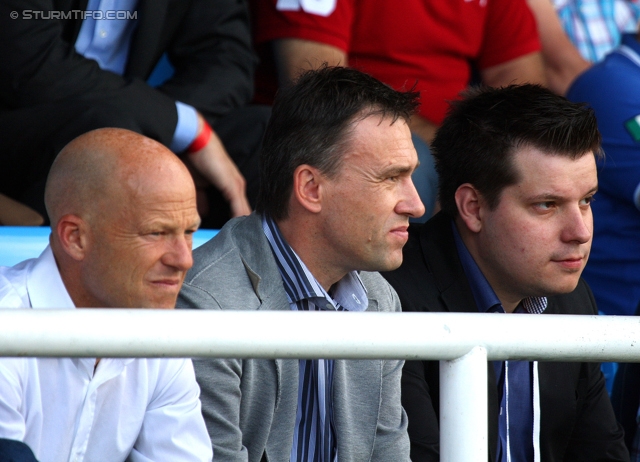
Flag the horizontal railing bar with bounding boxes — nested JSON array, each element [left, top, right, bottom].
[[0, 310, 639, 361]]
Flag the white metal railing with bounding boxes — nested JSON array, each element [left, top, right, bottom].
[[1, 310, 639, 461]]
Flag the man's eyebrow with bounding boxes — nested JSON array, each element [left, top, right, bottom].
[[190, 218, 202, 230], [528, 186, 599, 202], [144, 218, 202, 232], [379, 164, 415, 177]]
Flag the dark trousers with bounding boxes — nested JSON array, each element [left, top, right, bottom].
[[0, 439, 38, 462]]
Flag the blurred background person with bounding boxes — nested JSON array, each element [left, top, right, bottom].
[[0, 0, 268, 228]]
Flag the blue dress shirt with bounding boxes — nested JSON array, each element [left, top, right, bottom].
[[74, 0, 198, 152], [452, 221, 547, 462]]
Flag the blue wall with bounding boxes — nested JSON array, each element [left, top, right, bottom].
[[0, 227, 217, 267]]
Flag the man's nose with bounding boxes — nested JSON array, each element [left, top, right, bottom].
[[397, 177, 426, 219], [163, 235, 194, 271], [561, 206, 592, 244]]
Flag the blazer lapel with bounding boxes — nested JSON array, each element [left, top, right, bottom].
[[55, 0, 88, 42], [420, 213, 478, 314], [125, 0, 169, 78], [421, 213, 500, 459]]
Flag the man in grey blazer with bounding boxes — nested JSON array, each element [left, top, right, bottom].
[[177, 66, 424, 461]]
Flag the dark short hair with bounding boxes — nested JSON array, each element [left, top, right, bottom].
[[431, 84, 602, 217], [256, 66, 420, 220]]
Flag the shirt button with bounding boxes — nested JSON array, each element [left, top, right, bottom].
[[99, 30, 107, 38], [325, 303, 332, 310]]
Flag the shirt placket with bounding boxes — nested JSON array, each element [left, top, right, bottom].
[[67, 359, 98, 462], [67, 358, 125, 462]]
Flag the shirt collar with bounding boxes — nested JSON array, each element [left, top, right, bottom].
[[451, 219, 547, 314], [622, 33, 640, 54], [452, 221, 501, 313], [262, 214, 368, 312], [27, 245, 76, 310], [616, 34, 640, 68]]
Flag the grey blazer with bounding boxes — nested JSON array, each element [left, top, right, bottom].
[[177, 213, 410, 462]]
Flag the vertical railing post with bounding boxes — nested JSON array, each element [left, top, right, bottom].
[[440, 346, 488, 462]]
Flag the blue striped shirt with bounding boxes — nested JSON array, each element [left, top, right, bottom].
[[262, 215, 367, 462]]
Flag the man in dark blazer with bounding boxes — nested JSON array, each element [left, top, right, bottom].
[[382, 84, 629, 462], [0, 0, 268, 227]]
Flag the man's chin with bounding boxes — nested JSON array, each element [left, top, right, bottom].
[[152, 300, 178, 309], [543, 277, 582, 296], [137, 296, 179, 309], [375, 254, 404, 272]]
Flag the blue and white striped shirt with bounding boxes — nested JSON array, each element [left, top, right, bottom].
[[262, 215, 367, 462]]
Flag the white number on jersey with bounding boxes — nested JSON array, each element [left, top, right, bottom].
[[276, 0, 337, 17]]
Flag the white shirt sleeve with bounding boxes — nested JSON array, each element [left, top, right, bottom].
[[0, 359, 30, 441], [128, 358, 213, 462]]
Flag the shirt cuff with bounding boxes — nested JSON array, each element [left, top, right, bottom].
[[170, 102, 199, 153]]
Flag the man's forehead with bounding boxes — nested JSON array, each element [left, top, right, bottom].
[[510, 147, 597, 192], [512, 145, 596, 171], [347, 115, 411, 147]]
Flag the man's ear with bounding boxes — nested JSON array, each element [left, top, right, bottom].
[[55, 214, 89, 261], [455, 184, 483, 233], [292, 164, 323, 214]]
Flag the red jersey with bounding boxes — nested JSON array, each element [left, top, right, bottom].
[[252, 0, 541, 124]]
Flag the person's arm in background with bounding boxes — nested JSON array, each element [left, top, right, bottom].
[[481, 51, 547, 88], [185, 114, 251, 218], [273, 36, 440, 148], [0, 194, 43, 226], [526, 0, 590, 95], [273, 38, 347, 83], [157, 0, 259, 217], [478, 0, 548, 89]]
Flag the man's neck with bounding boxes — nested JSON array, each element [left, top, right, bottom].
[[276, 217, 346, 291], [453, 218, 522, 314]]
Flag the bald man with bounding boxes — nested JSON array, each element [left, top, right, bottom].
[[0, 128, 212, 461]]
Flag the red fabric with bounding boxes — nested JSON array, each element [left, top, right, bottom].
[[251, 0, 541, 124], [187, 120, 212, 153]]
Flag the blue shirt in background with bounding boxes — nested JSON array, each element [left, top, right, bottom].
[[74, 0, 198, 152]]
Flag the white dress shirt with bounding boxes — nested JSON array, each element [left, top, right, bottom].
[[0, 246, 213, 462]]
